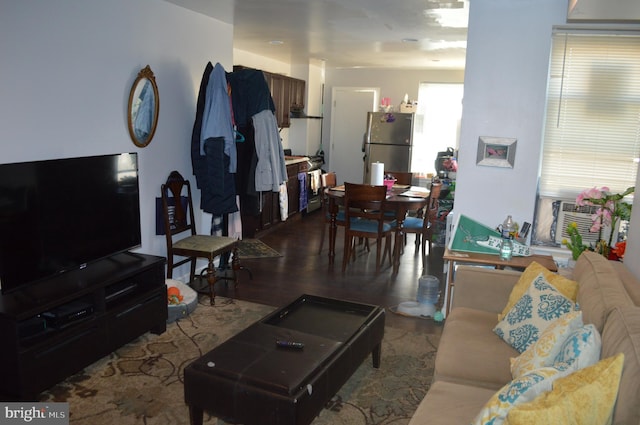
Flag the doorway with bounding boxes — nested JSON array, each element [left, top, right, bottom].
[[329, 87, 378, 185]]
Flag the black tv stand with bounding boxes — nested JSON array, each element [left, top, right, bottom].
[[0, 253, 166, 401], [112, 250, 147, 262]]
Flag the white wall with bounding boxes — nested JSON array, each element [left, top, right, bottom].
[[0, 0, 233, 278], [454, 0, 565, 231]]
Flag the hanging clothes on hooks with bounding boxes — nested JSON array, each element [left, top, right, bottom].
[[227, 69, 276, 219], [191, 62, 238, 217]]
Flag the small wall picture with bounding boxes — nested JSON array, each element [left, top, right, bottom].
[[476, 136, 517, 168]]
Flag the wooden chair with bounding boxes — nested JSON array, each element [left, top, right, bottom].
[[318, 172, 345, 254], [384, 171, 413, 186], [402, 182, 443, 259], [342, 182, 394, 273], [161, 170, 240, 305]]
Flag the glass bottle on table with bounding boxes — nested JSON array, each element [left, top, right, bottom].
[[499, 215, 515, 261], [500, 235, 513, 261]]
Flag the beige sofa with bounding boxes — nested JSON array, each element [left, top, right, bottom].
[[409, 251, 640, 425]]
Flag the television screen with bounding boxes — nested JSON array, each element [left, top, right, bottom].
[[0, 153, 142, 294]]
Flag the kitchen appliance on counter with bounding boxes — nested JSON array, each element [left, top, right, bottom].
[[362, 112, 414, 184]]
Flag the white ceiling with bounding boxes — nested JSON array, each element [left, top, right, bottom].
[[166, 0, 469, 70]]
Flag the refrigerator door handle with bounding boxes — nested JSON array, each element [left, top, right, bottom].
[[361, 133, 367, 152]]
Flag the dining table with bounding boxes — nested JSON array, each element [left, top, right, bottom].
[[325, 185, 430, 274]]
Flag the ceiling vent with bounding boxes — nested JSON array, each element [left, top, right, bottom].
[[425, 1, 465, 9]]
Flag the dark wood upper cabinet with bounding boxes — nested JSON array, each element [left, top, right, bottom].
[[289, 78, 306, 113], [233, 66, 305, 129]]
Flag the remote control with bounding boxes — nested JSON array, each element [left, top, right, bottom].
[[276, 340, 304, 349]]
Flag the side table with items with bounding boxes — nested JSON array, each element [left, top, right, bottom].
[[441, 247, 557, 317]]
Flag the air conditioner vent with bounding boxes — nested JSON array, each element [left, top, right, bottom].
[[555, 201, 615, 245]]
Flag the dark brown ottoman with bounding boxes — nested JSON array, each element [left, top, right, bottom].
[[184, 294, 385, 425]]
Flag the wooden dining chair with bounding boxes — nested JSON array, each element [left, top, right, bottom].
[[318, 172, 346, 254], [161, 170, 240, 305], [384, 171, 413, 186], [403, 182, 442, 259], [342, 182, 394, 273], [382, 171, 413, 219]]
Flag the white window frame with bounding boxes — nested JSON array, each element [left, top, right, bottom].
[[533, 26, 640, 245]]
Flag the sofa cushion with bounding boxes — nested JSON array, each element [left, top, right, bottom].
[[600, 306, 640, 425], [472, 363, 575, 425], [494, 273, 576, 353], [573, 251, 633, 333], [499, 261, 578, 321], [611, 261, 640, 306], [504, 353, 624, 425], [435, 307, 517, 389], [510, 311, 583, 378], [408, 381, 496, 425]]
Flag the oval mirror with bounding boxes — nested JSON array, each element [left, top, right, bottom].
[[127, 65, 159, 147]]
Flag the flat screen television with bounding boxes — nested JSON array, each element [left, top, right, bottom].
[[0, 153, 142, 294]]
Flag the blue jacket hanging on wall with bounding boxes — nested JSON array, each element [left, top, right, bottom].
[[191, 62, 238, 216]]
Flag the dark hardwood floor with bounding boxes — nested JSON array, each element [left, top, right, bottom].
[[215, 209, 446, 334]]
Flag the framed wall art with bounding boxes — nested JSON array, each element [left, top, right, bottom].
[[476, 136, 517, 168]]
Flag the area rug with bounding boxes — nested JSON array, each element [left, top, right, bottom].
[[237, 238, 282, 259], [40, 296, 439, 425]]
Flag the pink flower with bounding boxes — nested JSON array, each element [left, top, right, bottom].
[[577, 187, 608, 206]]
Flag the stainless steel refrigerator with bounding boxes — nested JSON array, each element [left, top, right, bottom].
[[362, 112, 414, 184]]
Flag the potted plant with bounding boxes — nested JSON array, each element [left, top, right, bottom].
[[562, 222, 588, 263], [576, 186, 634, 259]]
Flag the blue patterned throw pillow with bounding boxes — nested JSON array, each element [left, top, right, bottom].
[[472, 363, 574, 425], [494, 273, 576, 353], [552, 323, 601, 370]]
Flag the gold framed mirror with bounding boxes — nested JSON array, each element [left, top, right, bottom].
[[127, 65, 159, 147]]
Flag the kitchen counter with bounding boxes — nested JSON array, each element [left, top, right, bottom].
[[284, 155, 309, 166]]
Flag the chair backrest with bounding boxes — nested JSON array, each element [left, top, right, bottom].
[[160, 171, 197, 241], [320, 172, 337, 215], [424, 182, 443, 227], [344, 182, 388, 233], [321, 171, 337, 189], [384, 171, 413, 185]]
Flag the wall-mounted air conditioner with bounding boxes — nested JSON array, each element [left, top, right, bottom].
[[568, 0, 640, 22], [555, 201, 616, 245]]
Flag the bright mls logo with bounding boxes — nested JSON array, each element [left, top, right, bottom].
[[1, 403, 69, 424]]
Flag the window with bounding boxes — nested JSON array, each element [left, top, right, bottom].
[[411, 83, 463, 175], [534, 28, 640, 245]]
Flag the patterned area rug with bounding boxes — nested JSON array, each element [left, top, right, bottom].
[[40, 296, 439, 425], [236, 238, 282, 259]]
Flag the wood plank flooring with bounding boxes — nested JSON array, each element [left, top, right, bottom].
[[215, 209, 445, 334]]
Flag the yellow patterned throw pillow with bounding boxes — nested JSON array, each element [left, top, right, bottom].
[[494, 273, 577, 353], [510, 311, 583, 378], [499, 262, 578, 321], [504, 353, 625, 425]]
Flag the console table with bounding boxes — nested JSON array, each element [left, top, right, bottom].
[[0, 253, 167, 400], [442, 247, 557, 316]]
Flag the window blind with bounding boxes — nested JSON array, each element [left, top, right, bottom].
[[539, 29, 640, 199]]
